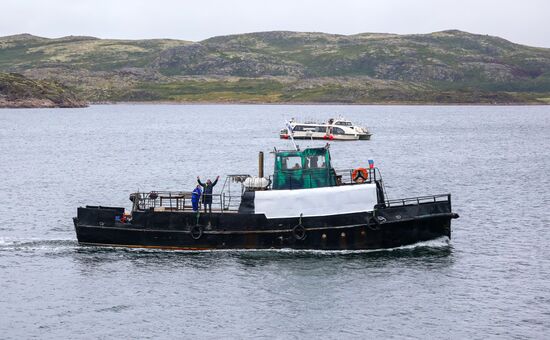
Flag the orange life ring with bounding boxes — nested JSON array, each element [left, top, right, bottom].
[[351, 167, 368, 183]]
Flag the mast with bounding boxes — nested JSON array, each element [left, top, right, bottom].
[[285, 120, 298, 151]]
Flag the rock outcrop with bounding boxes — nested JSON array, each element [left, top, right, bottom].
[[0, 72, 87, 108]]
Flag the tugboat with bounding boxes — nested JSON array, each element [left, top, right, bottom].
[[280, 117, 372, 141], [73, 145, 458, 250]]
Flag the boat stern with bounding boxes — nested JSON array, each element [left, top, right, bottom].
[[73, 206, 126, 244], [374, 194, 458, 242]]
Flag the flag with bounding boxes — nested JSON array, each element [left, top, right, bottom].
[[368, 159, 374, 169]]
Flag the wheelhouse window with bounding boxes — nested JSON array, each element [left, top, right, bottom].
[[281, 156, 302, 170], [305, 155, 325, 169], [335, 121, 352, 126]]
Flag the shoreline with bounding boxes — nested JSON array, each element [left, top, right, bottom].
[[0, 99, 88, 109], [88, 100, 550, 107], [2, 99, 549, 108]]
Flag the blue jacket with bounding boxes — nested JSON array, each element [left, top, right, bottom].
[[191, 187, 202, 203]]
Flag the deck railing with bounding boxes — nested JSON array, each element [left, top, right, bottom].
[[334, 167, 380, 185], [130, 191, 242, 213], [384, 194, 451, 208]]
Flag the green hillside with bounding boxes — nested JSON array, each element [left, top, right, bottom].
[[1, 31, 550, 104], [0, 72, 86, 107]]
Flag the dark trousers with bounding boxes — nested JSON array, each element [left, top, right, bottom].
[[203, 202, 212, 213]]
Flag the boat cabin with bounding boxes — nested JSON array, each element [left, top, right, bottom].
[[328, 118, 351, 125], [272, 147, 337, 190]]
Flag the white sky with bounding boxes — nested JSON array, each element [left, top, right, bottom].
[[1, 0, 549, 47]]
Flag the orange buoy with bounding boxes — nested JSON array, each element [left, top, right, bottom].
[[351, 167, 368, 183]]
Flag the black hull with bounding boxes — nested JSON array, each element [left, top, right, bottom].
[[73, 203, 456, 251]]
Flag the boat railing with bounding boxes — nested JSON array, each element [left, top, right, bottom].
[[130, 191, 242, 213], [131, 191, 189, 211], [219, 192, 242, 211], [384, 194, 451, 208], [334, 167, 380, 185]]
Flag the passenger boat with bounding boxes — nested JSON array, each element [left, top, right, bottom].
[[280, 117, 372, 141], [73, 145, 458, 250]]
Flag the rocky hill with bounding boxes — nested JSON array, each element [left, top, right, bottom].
[[1, 31, 550, 104], [0, 72, 87, 108]]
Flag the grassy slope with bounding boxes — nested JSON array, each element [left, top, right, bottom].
[[1, 31, 550, 103], [0, 72, 86, 107]]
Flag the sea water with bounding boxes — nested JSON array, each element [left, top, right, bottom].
[[0, 104, 549, 338]]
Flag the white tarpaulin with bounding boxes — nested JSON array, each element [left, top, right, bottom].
[[254, 184, 378, 219]]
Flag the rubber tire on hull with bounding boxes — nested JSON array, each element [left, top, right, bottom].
[[190, 225, 203, 240]]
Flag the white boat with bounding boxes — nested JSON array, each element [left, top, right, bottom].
[[280, 117, 372, 141]]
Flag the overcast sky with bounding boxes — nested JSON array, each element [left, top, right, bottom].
[[1, 0, 549, 47]]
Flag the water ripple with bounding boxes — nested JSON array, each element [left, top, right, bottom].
[[1, 104, 549, 339]]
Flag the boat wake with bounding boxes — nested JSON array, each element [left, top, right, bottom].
[[0, 237, 77, 252], [83, 236, 451, 255], [0, 236, 451, 256], [228, 236, 451, 255]]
